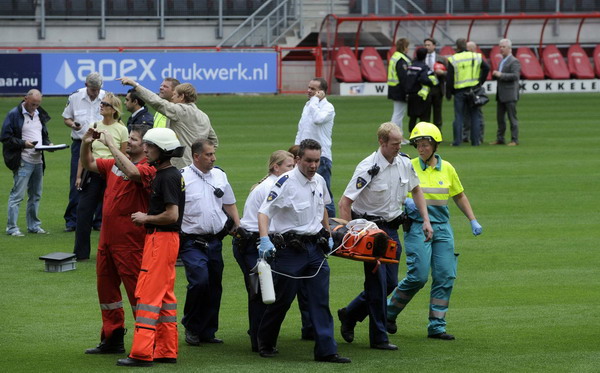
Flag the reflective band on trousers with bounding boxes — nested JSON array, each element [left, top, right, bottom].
[[430, 310, 446, 319], [161, 303, 177, 310], [136, 316, 158, 326], [158, 315, 177, 323], [431, 298, 449, 306], [100, 301, 123, 310], [136, 303, 161, 313]]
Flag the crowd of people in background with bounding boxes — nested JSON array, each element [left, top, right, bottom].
[[2, 36, 514, 366]]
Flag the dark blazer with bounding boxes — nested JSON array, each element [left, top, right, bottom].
[[495, 54, 521, 103], [126, 106, 154, 132], [1, 102, 51, 171]]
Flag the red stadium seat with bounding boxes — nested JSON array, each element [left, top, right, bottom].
[[489, 45, 503, 71], [360, 47, 387, 82], [335, 46, 362, 83], [516, 47, 544, 79], [542, 45, 570, 79], [594, 45, 600, 78], [439, 45, 455, 57], [567, 45, 594, 79]]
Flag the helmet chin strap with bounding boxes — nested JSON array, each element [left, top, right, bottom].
[[424, 142, 438, 164]]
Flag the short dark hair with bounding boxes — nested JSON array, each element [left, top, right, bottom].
[[191, 138, 215, 155], [424, 37, 437, 45], [312, 77, 328, 92], [416, 47, 428, 61], [129, 124, 149, 138], [456, 38, 467, 52], [298, 139, 321, 158], [287, 144, 300, 158], [163, 77, 181, 89], [127, 88, 146, 107]]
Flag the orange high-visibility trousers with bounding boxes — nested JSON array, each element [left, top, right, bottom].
[[128, 231, 179, 361], [97, 244, 143, 340]]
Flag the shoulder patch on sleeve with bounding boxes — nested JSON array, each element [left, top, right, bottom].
[[399, 152, 411, 159], [275, 174, 289, 187], [356, 176, 367, 189], [267, 191, 278, 201]]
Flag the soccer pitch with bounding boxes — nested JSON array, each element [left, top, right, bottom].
[[0, 93, 598, 372]]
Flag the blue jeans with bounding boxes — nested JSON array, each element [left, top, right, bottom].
[[318, 156, 335, 217], [452, 90, 482, 146], [6, 160, 43, 234]]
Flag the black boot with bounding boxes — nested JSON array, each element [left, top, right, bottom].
[[85, 328, 126, 354]]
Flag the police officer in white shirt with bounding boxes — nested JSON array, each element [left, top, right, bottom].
[[337, 122, 433, 350], [232, 150, 295, 353], [294, 77, 336, 217], [256, 139, 350, 364], [180, 139, 240, 346], [62, 72, 105, 232]]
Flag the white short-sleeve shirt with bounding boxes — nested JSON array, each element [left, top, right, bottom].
[[62, 88, 105, 140], [240, 174, 277, 233]]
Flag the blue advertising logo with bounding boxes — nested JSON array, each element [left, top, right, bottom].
[[42, 52, 277, 94], [0, 54, 41, 95]]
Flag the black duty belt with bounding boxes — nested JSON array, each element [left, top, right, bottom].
[[351, 211, 406, 230], [180, 232, 218, 242], [146, 227, 179, 234]]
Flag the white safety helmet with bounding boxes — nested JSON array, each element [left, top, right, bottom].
[[143, 128, 185, 157]]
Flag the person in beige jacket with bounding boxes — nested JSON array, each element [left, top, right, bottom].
[[119, 77, 218, 169]]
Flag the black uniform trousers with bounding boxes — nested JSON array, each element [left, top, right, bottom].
[[257, 241, 337, 358]]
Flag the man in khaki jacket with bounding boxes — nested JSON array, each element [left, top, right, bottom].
[[119, 78, 218, 169]]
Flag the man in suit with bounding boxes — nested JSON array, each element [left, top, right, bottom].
[[124, 89, 154, 132], [423, 38, 446, 129], [490, 38, 521, 146]]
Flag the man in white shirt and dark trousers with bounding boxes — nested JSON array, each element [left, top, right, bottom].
[[256, 139, 350, 364], [295, 77, 336, 218], [180, 139, 240, 346], [62, 72, 105, 232], [337, 122, 433, 350]]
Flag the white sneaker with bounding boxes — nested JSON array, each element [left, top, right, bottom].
[[28, 228, 48, 234], [8, 230, 25, 237]]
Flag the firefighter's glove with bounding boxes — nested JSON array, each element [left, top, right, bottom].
[[328, 237, 334, 250], [259, 236, 276, 259], [470, 219, 482, 236], [404, 198, 416, 212]]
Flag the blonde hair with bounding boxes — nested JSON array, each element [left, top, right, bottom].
[[251, 150, 294, 191], [175, 83, 197, 103], [377, 122, 402, 142], [103, 92, 123, 122]]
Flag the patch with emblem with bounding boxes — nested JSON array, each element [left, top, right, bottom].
[[356, 176, 367, 189], [267, 191, 278, 201], [275, 174, 289, 187], [439, 181, 444, 185]]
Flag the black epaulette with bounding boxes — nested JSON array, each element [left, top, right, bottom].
[[399, 152, 411, 159], [214, 165, 225, 173], [275, 174, 289, 187]]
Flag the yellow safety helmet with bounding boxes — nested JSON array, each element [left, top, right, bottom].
[[409, 122, 442, 145]]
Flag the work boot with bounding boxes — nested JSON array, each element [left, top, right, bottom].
[[428, 332, 455, 340], [185, 329, 200, 346], [337, 308, 355, 343], [386, 318, 397, 334], [85, 328, 126, 354]]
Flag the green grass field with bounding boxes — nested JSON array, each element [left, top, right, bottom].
[[0, 93, 599, 372]]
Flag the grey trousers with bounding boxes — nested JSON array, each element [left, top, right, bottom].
[[496, 101, 519, 144]]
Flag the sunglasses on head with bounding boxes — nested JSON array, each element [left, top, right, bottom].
[[100, 101, 114, 109]]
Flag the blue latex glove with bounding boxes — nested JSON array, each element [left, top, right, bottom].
[[328, 237, 334, 250], [470, 219, 482, 236], [258, 236, 276, 259], [404, 197, 416, 212]]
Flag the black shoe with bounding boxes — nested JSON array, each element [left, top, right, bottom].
[[337, 308, 355, 343], [154, 357, 177, 364], [93, 225, 102, 231], [386, 318, 397, 335], [64, 226, 76, 232], [85, 328, 126, 354], [371, 342, 398, 350], [185, 329, 200, 346], [301, 329, 315, 341], [116, 357, 153, 367], [428, 332, 455, 340], [315, 354, 351, 363], [259, 348, 279, 358], [200, 337, 223, 344]]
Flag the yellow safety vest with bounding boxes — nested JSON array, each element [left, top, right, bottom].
[[387, 52, 411, 86], [447, 51, 482, 89], [153, 111, 167, 128]]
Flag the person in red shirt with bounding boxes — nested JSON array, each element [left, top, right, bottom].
[[80, 124, 156, 355]]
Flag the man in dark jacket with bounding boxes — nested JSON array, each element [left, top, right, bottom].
[[405, 47, 439, 133], [1, 89, 52, 236], [124, 88, 154, 132]]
